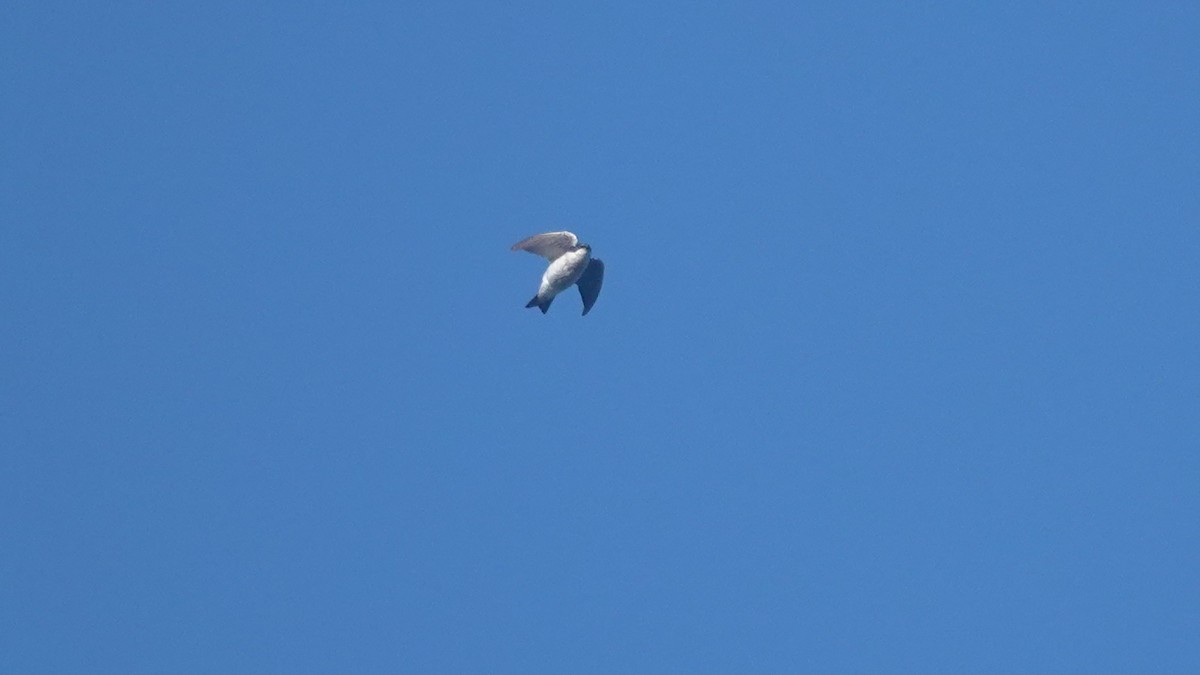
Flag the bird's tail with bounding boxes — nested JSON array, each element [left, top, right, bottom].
[[526, 295, 552, 314]]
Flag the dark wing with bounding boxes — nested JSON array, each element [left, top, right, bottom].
[[510, 231, 578, 260], [576, 258, 604, 315]]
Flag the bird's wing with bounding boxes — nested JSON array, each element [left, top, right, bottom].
[[577, 258, 604, 315], [510, 231, 579, 260]]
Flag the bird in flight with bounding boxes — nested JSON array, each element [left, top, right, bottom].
[[511, 231, 605, 315]]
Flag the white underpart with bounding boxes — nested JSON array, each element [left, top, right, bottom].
[[538, 248, 591, 300]]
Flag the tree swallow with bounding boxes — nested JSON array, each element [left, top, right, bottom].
[[511, 231, 605, 315]]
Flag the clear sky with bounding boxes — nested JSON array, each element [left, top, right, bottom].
[[3, 2, 1198, 672]]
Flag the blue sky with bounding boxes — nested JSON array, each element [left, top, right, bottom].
[[3, 2, 1198, 672]]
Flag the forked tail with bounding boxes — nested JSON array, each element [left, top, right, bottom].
[[526, 295, 553, 314]]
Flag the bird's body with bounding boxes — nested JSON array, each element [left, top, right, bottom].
[[511, 231, 605, 315], [537, 246, 591, 303]]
